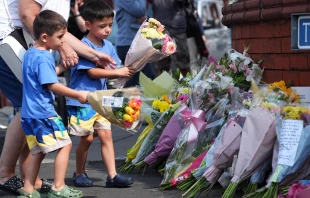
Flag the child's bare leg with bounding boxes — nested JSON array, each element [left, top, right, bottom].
[[75, 134, 94, 175], [53, 143, 72, 191], [19, 143, 43, 189], [96, 129, 117, 178], [23, 152, 45, 194]]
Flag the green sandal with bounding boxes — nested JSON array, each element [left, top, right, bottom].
[[45, 185, 83, 198], [17, 189, 41, 198]]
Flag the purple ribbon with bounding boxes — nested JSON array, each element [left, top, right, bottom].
[[179, 106, 207, 144]]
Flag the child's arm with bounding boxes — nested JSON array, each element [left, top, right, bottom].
[[56, 64, 67, 75], [47, 83, 89, 104], [87, 66, 135, 79]]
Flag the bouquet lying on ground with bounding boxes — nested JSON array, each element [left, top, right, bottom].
[[113, 18, 176, 88], [87, 87, 142, 132], [254, 106, 310, 198], [119, 103, 162, 171], [123, 101, 182, 173]]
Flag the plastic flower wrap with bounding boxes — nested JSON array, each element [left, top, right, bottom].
[[135, 104, 188, 171], [139, 71, 175, 98], [256, 105, 310, 198], [122, 101, 181, 173], [243, 158, 272, 195], [177, 123, 226, 191], [182, 109, 248, 198], [119, 103, 162, 172], [113, 18, 176, 88], [87, 87, 142, 132]]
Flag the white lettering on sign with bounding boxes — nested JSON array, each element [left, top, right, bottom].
[[303, 22, 310, 42]]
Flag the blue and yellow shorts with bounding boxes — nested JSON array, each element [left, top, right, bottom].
[[21, 116, 71, 154], [67, 106, 111, 136]]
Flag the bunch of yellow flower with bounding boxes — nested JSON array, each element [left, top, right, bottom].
[[268, 80, 299, 102], [114, 98, 142, 128], [152, 95, 172, 113], [281, 106, 308, 120], [140, 28, 164, 40]]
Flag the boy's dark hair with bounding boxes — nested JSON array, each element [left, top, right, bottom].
[[33, 10, 67, 40], [83, 0, 114, 23]]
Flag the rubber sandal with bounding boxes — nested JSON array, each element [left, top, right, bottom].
[[17, 189, 40, 198], [40, 178, 53, 194], [0, 175, 24, 195], [73, 172, 93, 187], [46, 185, 83, 198]]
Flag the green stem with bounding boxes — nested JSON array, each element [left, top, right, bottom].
[[177, 175, 196, 191], [222, 182, 238, 198], [182, 177, 209, 198], [159, 181, 172, 190], [135, 161, 147, 170]]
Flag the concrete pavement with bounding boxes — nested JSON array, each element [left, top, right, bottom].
[[0, 106, 234, 198]]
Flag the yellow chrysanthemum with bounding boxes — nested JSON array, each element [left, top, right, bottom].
[[159, 101, 170, 113], [148, 18, 161, 27], [281, 106, 308, 120], [140, 28, 163, 39]]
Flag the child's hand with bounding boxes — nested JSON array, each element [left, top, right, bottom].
[[77, 91, 89, 104], [117, 66, 135, 77]]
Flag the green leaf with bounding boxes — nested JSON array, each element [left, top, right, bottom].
[[257, 59, 264, 64]]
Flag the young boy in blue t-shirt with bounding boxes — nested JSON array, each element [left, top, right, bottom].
[[19, 10, 89, 198], [66, 0, 135, 188]]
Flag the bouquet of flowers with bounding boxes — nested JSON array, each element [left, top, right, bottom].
[[119, 103, 162, 172], [135, 104, 187, 170], [257, 106, 310, 198], [177, 123, 227, 191], [222, 107, 276, 198], [113, 18, 176, 88], [182, 110, 247, 198], [87, 87, 142, 132], [123, 101, 182, 173]]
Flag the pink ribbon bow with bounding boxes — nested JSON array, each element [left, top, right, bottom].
[[179, 106, 207, 144]]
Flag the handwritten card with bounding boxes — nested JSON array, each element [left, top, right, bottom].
[[278, 120, 303, 166], [102, 96, 123, 108]]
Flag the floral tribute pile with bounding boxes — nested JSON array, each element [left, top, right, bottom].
[[90, 29, 310, 197]]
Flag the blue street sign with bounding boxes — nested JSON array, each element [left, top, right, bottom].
[[298, 16, 310, 49]]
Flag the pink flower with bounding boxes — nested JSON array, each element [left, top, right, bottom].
[[287, 183, 309, 198], [124, 121, 131, 128], [157, 25, 165, 32], [229, 64, 237, 73], [208, 93, 215, 103], [164, 34, 173, 42], [209, 73, 216, 79], [176, 94, 188, 103], [162, 41, 176, 55], [245, 67, 251, 76], [241, 65, 248, 71], [133, 98, 142, 105], [216, 65, 223, 70]]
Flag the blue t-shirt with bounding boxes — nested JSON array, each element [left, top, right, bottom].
[[66, 37, 121, 107], [21, 47, 58, 119]]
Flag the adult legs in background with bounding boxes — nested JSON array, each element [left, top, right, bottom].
[[171, 33, 191, 77], [116, 46, 156, 87], [186, 37, 200, 76], [0, 57, 46, 194]]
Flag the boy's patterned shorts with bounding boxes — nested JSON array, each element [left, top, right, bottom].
[[21, 116, 71, 154], [67, 106, 111, 136]]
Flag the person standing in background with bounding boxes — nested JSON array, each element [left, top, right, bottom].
[[114, 0, 156, 87], [149, 0, 191, 77]]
